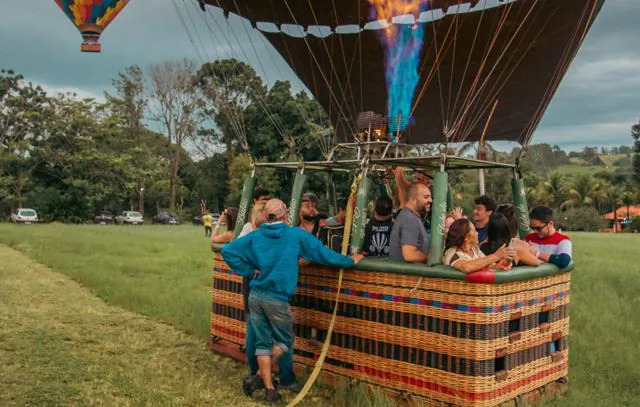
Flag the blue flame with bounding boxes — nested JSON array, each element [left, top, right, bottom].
[[384, 23, 425, 134]]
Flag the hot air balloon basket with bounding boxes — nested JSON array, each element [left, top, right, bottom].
[[211, 252, 571, 407]]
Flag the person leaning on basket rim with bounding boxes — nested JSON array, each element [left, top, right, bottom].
[[221, 198, 363, 403]]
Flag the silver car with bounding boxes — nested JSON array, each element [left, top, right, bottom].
[[115, 211, 144, 225], [11, 208, 39, 224]]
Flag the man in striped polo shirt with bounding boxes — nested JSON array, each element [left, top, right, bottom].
[[525, 206, 572, 269]]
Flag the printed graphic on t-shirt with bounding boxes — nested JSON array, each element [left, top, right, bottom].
[[366, 221, 392, 256]]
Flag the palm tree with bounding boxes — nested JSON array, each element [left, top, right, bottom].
[[605, 186, 623, 233], [543, 171, 567, 211], [562, 174, 598, 209], [621, 190, 635, 220], [456, 140, 500, 161]]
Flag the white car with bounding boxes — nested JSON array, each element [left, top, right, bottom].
[[11, 208, 39, 224], [115, 211, 144, 225]]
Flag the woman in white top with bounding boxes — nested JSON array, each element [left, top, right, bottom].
[[238, 201, 267, 238], [443, 219, 516, 273]]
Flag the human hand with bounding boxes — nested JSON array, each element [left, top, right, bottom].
[[494, 244, 508, 260], [350, 254, 364, 265], [452, 207, 464, 220]]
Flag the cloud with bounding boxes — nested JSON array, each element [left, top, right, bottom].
[[531, 0, 640, 148], [1, 0, 638, 151]]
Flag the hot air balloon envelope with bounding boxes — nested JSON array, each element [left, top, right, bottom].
[[55, 0, 130, 52]]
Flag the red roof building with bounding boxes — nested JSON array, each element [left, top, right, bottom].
[[602, 205, 640, 232]]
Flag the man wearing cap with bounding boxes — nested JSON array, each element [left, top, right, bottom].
[[222, 199, 363, 403], [299, 192, 345, 240]]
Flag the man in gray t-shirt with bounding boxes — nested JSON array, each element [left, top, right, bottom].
[[389, 183, 432, 263]]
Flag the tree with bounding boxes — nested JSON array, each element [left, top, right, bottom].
[[226, 154, 278, 206], [632, 119, 640, 184], [621, 188, 635, 220], [104, 65, 147, 129], [563, 173, 598, 209], [0, 69, 53, 209], [543, 172, 568, 211], [149, 60, 202, 211], [604, 186, 623, 232], [195, 59, 265, 164]]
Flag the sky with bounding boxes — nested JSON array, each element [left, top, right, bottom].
[[0, 0, 638, 152]]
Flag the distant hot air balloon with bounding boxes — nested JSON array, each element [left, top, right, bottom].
[[54, 0, 130, 52]]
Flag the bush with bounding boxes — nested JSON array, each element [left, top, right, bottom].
[[631, 217, 640, 233], [559, 206, 606, 232]]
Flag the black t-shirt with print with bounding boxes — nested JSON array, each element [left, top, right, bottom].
[[363, 218, 393, 257]]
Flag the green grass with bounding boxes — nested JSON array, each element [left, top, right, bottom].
[[0, 244, 264, 406], [554, 164, 613, 176], [0, 224, 639, 406]]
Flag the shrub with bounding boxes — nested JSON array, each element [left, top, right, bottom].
[[559, 207, 606, 232]]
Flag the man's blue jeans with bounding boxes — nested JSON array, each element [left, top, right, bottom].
[[246, 318, 296, 385], [246, 290, 296, 385]]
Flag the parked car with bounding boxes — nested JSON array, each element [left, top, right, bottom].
[[152, 212, 180, 225], [94, 211, 115, 224], [192, 215, 203, 226], [11, 208, 39, 224], [115, 211, 144, 225]]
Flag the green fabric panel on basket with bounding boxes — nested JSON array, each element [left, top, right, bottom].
[[232, 175, 256, 239], [428, 171, 448, 266], [288, 170, 309, 227], [512, 178, 531, 239], [349, 175, 372, 254]]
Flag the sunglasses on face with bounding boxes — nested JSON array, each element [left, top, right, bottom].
[[530, 223, 547, 232]]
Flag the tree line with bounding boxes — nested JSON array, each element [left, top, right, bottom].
[[1, 61, 638, 228]]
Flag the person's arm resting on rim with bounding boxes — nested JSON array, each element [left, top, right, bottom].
[[536, 241, 572, 269], [298, 232, 355, 269], [401, 245, 428, 263], [535, 251, 570, 268]]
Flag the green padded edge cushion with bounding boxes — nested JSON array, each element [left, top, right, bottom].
[[211, 243, 573, 284]]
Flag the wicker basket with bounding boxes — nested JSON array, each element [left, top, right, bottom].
[[211, 252, 570, 407]]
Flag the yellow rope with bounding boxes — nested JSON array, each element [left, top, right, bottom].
[[286, 174, 362, 407]]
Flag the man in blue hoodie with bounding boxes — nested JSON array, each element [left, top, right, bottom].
[[222, 199, 362, 403]]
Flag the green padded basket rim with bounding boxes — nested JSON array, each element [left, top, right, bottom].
[[211, 243, 572, 284]]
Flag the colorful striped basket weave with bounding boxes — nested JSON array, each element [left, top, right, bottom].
[[211, 252, 571, 407]]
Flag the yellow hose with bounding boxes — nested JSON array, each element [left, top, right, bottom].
[[286, 174, 362, 407]]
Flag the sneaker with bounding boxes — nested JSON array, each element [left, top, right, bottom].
[[278, 381, 303, 393], [242, 375, 264, 396], [264, 388, 281, 404]]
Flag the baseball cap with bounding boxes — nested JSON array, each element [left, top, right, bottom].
[[301, 192, 319, 205], [264, 199, 287, 222]]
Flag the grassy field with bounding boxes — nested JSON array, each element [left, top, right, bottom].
[[555, 154, 628, 176], [0, 224, 639, 406]]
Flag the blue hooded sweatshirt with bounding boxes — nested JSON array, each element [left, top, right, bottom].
[[221, 222, 355, 302]]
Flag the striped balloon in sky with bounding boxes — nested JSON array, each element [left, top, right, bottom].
[[54, 0, 130, 52]]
